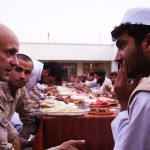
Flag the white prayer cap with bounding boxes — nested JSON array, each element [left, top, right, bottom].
[[121, 7, 150, 25]]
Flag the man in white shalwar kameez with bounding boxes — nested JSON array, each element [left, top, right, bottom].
[[111, 7, 150, 150]]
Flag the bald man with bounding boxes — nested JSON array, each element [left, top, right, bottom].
[[0, 23, 19, 149]]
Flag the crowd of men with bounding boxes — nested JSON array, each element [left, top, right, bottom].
[[0, 6, 150, 150]]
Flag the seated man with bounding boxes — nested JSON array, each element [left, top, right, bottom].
[[26, 60, 64, 93], [8, 54, 85, 149], [103, 71, 118, 98], [111, 7, 150, 150], [0, 22, 20, 150], [90, 69, 112, 95], [85, 71, 97, 88], [0, 54, 38, 149], [11, 60, 65, 132]]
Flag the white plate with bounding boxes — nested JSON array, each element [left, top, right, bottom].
[[109, 108, 118, 112], [41, 109, 86, 116]]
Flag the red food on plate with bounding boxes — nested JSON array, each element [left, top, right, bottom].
[[89, 107, 113, 115], [91, 100, 109, 106]]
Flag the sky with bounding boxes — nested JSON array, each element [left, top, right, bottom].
[[0, 0, 150, 44]]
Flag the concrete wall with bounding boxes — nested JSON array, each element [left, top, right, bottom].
[[19, 42, 116, 61], [19, 42, 118, 74]]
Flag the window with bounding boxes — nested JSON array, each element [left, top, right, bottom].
[[83, 63, 103, 74], [61, 63, 77, 81]]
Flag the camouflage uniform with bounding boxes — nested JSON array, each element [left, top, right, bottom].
[[0, 82, 37, 149]]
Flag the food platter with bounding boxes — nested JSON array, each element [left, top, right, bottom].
[[44, 111, 85, 116], [40, 109, 86, 116], [88, 111, 113, 115]]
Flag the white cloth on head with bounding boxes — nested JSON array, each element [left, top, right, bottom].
[[25, 60, 43, 92], [121, 7, 150, 25]]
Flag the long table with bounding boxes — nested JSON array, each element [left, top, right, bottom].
[[33, 110, 119, 150]]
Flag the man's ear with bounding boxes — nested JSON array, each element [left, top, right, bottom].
[[143, 33, 150, 52], [42, 69, 49, 76]]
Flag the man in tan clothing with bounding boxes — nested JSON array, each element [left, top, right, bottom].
[[0, 54, 38, 149], [0, 23, 19, 150]]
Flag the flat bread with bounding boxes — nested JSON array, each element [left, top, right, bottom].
[[40, 103, 54, 108], [89, 111, 113, 115]]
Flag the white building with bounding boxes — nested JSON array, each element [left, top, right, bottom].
[[20, 42, 118, 81]]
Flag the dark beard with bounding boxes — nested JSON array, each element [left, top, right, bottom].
[[97, 77, 105, 86], [127, 46, 150, 78]]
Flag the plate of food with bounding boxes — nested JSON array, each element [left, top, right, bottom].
[[98, 97, 119, 106], [107, 99, 119, 106], [39, 102, 87, 116], [90, 100, 110, 107], [40, 108, 86, 116], [89, 107, 113, 115]]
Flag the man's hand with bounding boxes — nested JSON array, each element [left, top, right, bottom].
[[44, 86, 57, 93], [20, 135, 36, 148], [20, 127, 31, 140], [58, 140, 85, 150], [47, 140, 85, 150], [114, 61, 140, 111], [103, 85, 112, 97], [0, 143, 14, 150]]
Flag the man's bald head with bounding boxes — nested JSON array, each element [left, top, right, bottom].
[[0, 23, 19, 47], [0, 23, 19, 81]]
